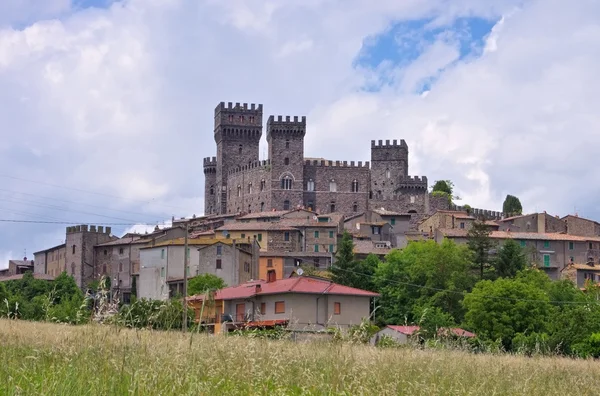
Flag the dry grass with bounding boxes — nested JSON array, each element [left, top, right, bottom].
[[1, 320, 600, 395]]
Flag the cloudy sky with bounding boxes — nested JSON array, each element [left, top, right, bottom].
[[1, 0, 599, 267]]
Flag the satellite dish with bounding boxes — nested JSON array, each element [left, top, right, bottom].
[[296, 268, 304, 276]]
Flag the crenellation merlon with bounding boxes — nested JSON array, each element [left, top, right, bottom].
[[267, 115, 307, 125], [304, 159, 370, 168], [371, 139, 408, 148], [215, 101, 263, 115], [228, 159, 272, 176], [203, 156, 217, 166]]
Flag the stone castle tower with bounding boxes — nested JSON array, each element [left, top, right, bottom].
[[204, 101, 434, 218]]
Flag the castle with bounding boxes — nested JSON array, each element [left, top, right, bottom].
[[203, 101, 434, 217]]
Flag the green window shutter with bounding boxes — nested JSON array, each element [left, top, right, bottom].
[[161, 267, 165, 277], [391, 218, 396, 225], [314, 245, 319, 253], [544, 241, 550, 249], [329, 231, 334, 238], [161, 249, 165, 259], [329, 244, 334, 253], [314, 231, 319, 238], [543, 255, 550, 267], [520, 240, 526, 247], [569, 242, 574, 250], [258, 234, 262, 242]]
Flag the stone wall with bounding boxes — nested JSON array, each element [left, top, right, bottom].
[[565, 216, 600, 237], [226, 162, 272, 213], [65, 225, 113, 289], [265, 229, 303, 252], [303, 226, 338, 253], [203, 156, 217, 215]]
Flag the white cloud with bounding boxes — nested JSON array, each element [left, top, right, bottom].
[[0, 0, 598, 257]]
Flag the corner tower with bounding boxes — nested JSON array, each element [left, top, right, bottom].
[[370, 139, 409, 199], [203, 156, 217, 215], [214, 102, 263, 214], [267, 115, 306, 211]]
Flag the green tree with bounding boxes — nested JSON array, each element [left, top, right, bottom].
[[502, 195, 523, 216], [493, 239, 527, 278], [432, 180, 453, 195], [413, 306, 456, 340], [330, 232, 375, 290], [374, 239, 475, 326], [187, 274, 226, 296], [131, 275, 137, 299], [463, 269, 553, 349], [467, 220, 495, 280]]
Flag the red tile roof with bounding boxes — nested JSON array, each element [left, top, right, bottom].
[[191, 277, 379, 301], [385, 325, 475, 338], [439, 228, 600, 242]]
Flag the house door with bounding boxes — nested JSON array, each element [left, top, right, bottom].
[[236, 303, 245, 322], [267, 270, 276, 283]]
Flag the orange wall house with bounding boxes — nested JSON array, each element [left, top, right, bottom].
[[259, 256, 284, 282]]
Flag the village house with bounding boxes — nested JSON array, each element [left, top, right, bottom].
[[138, 238, 259, 300], [187, 276, 379, 334], [0, 258, 34, 278], [436, 229, 600, 279], [258, 251, 334, 281], [344, 209, 412, 248]]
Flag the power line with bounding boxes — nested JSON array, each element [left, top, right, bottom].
[[0, 219, 167, 226], [329, 264, 599, 306], [0, 174, 192, 212]]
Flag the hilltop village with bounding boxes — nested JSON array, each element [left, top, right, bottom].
[[3, 102, 600, 342]]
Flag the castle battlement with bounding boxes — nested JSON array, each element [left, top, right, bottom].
[[451, 205, 504, 220], [267, 115, 307, 125], [66, 225, 112, 235], [203, 157, 217, 166], [398, 175, 428, 189], [304, 159, 370, 168], [371, 139, 408, 148], [215, 102, 263, 115], [228, 159, 272, 176]]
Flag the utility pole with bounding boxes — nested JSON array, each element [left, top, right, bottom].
[[182, 221, 189, 332]]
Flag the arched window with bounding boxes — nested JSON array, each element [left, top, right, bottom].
[[237, 185, 241, 197], [248, 183, 253, 194], [353, 203, 358, 212], [386, 169, 391, 179], [260, 202, 265, 211], [351, 179, 359, 193], [329, 179, 337, 192], [284, 157, 290, 165], [330, 202, 336, 213], [307, 179, 315, 191], [239, 145, 243, 154], [281, 176, 292, 190], [285, 139, 290, 149], [307, 201, 314, 211], [260, 179, 266, 191], [283, 200, 290, 210], [209, 186, 214, 195], [408, 210, 417, 214], [248, 204, 251, 213]]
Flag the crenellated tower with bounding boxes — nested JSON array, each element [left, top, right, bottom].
[[214, 102, 263, 214], [370, 139, 409, 199], [203, 156, 217, 215], [267, 115, 306, 211]]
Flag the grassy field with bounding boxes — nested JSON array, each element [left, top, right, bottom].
[[1, 320, 600, 395]]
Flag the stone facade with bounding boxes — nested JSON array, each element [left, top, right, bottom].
[[563, 215, 600, 237], [497, 213, 567, 233], [65, 225, 114, 289], [203, 101, 436, 223], [33, 244, 66, 278]]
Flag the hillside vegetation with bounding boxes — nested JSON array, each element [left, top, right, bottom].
[[1, 320, 600, 395]]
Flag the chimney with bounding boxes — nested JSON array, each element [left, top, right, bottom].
[[255, 284, 262, 293]]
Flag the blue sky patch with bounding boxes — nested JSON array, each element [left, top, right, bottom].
[[355, 16, 497, 92]]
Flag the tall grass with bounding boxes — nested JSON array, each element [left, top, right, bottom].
[[1, 320, 600, 395]]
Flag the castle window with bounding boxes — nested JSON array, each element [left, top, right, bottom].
[[369, 191, 373, 199], [353, 203, 358, 212], [307, 201, 314, 211], [285, 139, 290, 149], [248, 204, 251, 213], [284, 157, 290, 165], [330, 202, 336, 212], [386, 169, 391, 179], [352, 179, 359, 193], [237, 185, 241, 197], [239, 115, 244, 122], [260, 179, 266, 191], [248, 183, 253, 194], [260, 202, 265, 211], [329, 179, 337, 192], [283, 200, 290, 210], [281, 176, 293, 190], [239, 145, 243, 154], [228, 115, 234, 122], [210, 186, 214, 195], [250, 116, 255, 123], [72, 244, 76, 254], [307, 179, 314, 191], [410, 196, 415, 204]]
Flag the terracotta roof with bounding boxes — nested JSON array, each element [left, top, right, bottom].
[[216, 222, 299, 232], [189, 230, 216, 238], [95, 236, 148, 247], [140, 238, 234, 249], [567, 264, 600, 271], [33, 243, 66, 255], [353, 240, 392, 256], [259, 251, 332, 258], [385, 325, 475, 338], [371, 208, 408, 217], [438, 228, 600, 242], [191, 277, 379, 301], [8, 260, 33, 268], [279, 219, 338, 229], [344, 212, 365, 222], [0, 273, 54, 282], [361, 221, 389, 226], [237, 210, 291, 220]]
